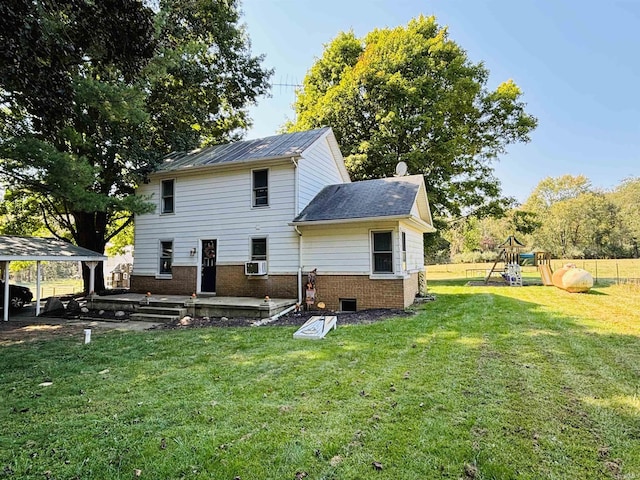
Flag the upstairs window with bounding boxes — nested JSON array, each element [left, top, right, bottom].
[[372, 231, 393, 273], [251, 237, 267, 261], [161, 179, 175, 214], [160, 241, 173, 274], [252, 169, 268, 207]]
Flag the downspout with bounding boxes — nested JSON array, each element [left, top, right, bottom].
[[270, 227, 303, 321], [264, 160, 303, 323], [291, 156, 303, 306]]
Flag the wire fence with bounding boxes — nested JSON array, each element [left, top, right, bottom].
[[429, 258, 640, 285]]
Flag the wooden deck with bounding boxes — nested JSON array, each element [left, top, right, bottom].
[[87, 293, 297, 319]]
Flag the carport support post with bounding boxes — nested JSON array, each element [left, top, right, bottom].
[[84, 261, 99, 295], [2, 261, 9, 321], [35, 261, 42, 316]]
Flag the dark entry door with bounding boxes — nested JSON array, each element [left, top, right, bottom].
[[201, 239, 217, 293]]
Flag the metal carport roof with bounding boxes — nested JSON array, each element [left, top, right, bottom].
[[0, 236, 106, 321]]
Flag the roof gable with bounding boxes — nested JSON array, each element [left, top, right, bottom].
[[157, 128, 333, 173], [292, 175, 434, 231]]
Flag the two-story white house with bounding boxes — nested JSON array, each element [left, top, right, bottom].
[[131, 127, 435, 310]]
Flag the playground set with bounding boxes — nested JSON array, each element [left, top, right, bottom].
[[484, 235, 554, 286], [482, 235, 593, 292]]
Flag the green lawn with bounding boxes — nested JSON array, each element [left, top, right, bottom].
[[1, 281, 639, 479]]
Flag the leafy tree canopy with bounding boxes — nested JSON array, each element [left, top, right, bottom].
[[608, 177, 640, 257], [288, 16, 537, 222], [521, 174, 592, 212], [0, 0, 271, 291]]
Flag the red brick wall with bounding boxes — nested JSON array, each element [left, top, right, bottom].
[[130, 266, 197, 295], [313, 275, 412, 310], [215, 265, 298, 298], [131, 265, 419, 310]]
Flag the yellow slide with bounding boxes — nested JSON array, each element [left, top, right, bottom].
[[538, 264, 554, 286]]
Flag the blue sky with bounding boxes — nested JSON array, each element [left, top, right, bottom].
[[241, 0, 639, 203]]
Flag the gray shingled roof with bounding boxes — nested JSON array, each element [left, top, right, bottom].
[[157, 128, 331, 172], [0, 236, 106, 261], [293, 175, 424, 223]]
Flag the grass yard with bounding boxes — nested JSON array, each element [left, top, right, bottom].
[[1, 281, 639, 479]]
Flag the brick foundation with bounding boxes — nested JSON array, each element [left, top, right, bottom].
[[313, 273, 419, 311], [215, 265, 298, 298], [131, 266, 421, 310], [130, 266, 197, 295]]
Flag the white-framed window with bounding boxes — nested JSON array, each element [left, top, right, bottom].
[[402, 231, 407, 271], [372, 231, 394, 273], [251, 237, 267, 261], [159, 240, 173, 275], [161, 179, 175, 214], [252, 169, 268, 207]]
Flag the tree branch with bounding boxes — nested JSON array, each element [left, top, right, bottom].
[[105, 215, 133, 243]]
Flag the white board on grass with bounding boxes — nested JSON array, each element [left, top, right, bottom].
[[293, 316, 337, 340]]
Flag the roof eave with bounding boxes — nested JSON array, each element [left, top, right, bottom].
[[290, 214, 435, 232], [0, 255, 107, 262], [155, 154, 302, 176]]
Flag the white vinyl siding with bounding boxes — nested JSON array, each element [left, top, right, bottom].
[[298, 221, 425, 276], [400, 222, 426, 273], [299, 222, 398, 275], [297, 136, 348, 213], [133, 162, 299, 276]]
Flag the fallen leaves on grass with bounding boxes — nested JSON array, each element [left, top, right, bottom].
[[372, 461, 383, 470], [464, 463, 478, 478]]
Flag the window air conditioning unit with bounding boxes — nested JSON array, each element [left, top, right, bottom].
[[245, 260, 267, 275]]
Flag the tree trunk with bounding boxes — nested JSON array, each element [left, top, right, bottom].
[[74, 211, 108, 293]]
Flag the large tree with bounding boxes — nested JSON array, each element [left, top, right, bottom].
[[289, 16, 537, 224], [0, 0, 271, 292], [520, 176, 627, 258], [608, 177, 640, 257]]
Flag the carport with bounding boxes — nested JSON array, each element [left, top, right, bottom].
[[0, 235, 106, 321]]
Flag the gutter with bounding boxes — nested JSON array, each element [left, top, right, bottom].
[[290, 214, 436, 232]]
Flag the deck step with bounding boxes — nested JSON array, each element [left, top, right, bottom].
[[79, 316, 129, 323], [136, 306, 188, 317], [130, 313, 182, 323]]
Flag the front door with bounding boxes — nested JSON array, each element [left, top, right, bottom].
[[201, 239, 217, 293]]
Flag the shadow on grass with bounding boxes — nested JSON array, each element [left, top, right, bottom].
[[1, 281, 639, 479]]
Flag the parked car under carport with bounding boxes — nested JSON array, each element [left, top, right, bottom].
[[0, 281, 33, 311]]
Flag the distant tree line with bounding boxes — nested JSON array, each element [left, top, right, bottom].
[[440, 175, 640, 263], [10, 260, 81, 283]]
